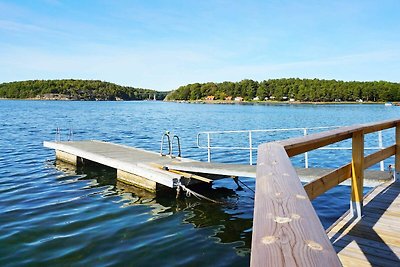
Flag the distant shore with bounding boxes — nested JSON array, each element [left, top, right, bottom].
[[166, 99, 388, 105], [0, 97, 396, 106]]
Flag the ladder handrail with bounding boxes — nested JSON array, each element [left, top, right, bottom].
[[160, 131, 181, 158]]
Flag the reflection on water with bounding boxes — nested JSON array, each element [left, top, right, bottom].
[[2, 101, 398, 266], [57, 161, 253, 258]]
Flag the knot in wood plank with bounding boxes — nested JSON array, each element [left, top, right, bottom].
[[274, 216, 292, 224], [306, 240, 323, 251], [261, 236, 277, 245]]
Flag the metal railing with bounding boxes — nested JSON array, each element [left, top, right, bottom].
[[197, 126, 386, 170]]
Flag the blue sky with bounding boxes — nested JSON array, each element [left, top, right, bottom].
[[0, 0, 399, 91]]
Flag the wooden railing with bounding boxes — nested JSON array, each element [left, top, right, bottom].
[[251, 118, 400, 267]]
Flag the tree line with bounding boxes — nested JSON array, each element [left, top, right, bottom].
[[0, 79, 169, 100], [166, 78, 400, 102]]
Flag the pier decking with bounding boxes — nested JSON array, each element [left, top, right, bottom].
[[251, 118, 400, 267], [44, 140, 195, 191], [44, 140, 391, 192], [328, 179, 400, 266]]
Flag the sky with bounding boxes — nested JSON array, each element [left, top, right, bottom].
[[0, 0, 399, 91]]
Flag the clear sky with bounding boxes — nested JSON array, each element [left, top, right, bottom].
[[1, 0, 399, 91]]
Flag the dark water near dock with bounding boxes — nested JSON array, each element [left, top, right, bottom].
[[0, 101, 398, 266]]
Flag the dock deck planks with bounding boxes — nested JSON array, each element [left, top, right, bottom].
[[44, 140, 392, 187], [327, 179, 400, 266]]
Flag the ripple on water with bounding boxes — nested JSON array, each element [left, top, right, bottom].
[[1, 101, 398, 266]]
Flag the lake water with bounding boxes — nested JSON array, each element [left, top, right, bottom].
[[0, 101, 398, 266]]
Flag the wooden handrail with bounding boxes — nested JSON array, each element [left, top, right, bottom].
[[251, 143, 341, 266], [278, 118, 400, 157], [251, 118, 400, 266]]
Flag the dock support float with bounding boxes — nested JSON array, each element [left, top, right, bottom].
[[56, 150, 84, 166], [53, 149, 173, 192], [117, 169, 159, 192]]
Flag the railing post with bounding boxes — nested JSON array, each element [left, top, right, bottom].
[[351, 130, 364, 218], [304, 128, 309, 168], [207, 133, 211, 162], [249, 131, 253, 165], [396, 123, 400, 176], [378, 130, 384, 171]]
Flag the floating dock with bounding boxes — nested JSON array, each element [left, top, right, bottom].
[[44, 140, 392, 192]]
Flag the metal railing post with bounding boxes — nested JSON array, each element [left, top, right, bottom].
[[207, 133, 211, 162], [304, 128, 309, 168], [249, 131, 253, 165]]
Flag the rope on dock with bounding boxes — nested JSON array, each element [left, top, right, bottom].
[[179, 184, 223, 204], [236, 178, 255, 193]]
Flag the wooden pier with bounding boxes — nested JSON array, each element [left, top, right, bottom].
[[328, 179, 400, 266], [44, 118, 400, 266], [44, 140, 392, 192], [251, 118, 400, 267]]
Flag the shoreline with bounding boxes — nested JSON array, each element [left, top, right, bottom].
[[0, 98, 396, 106], [165, 99, 388, 105]]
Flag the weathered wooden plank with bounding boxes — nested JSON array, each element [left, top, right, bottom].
[[156, 166, 214, 184], [327, 179, 400, 266], [364, 145, 396, 169], [304, 164, 352, 200], [350, 131, 364, 217], [330, 224, 400, 247], [278, 118, 400, 157], [336, 246, 398, 267], [251, 143, 340, 267], [279, 125, 357, 157], [361, 119, 400, 134], [332, 234, 400, 257], [334, 242, 400, 266], [335, 253, 372, 267], [304, 145, 395, 201]]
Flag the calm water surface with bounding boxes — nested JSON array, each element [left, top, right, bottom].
[[0, 101, 398, 266]]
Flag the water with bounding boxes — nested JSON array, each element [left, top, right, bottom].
[[0, 101, 398, 266]]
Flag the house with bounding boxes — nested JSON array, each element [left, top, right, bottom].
[[253, 96, 260, 101], [264, 96, 269, 100], [234, 96, 243, 102], [289, 98, 295, 102], [225, 96, 232, 101], [205, 95, 215, 101]]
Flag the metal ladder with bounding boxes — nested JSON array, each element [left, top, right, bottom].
[[55, 127, 74, 142], [160, 131, 181, 158]]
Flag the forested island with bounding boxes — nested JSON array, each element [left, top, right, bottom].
[[166, 78, 400, 102], [2, 78, 400, 103], [0, 79, 168, 101]]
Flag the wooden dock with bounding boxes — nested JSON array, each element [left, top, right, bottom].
[[44, 118, 400, 267], [251, 118, 400, 267], [328, 179, 400, 266], [44, 140, 198, 191], [44, 140, 392, 192]]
